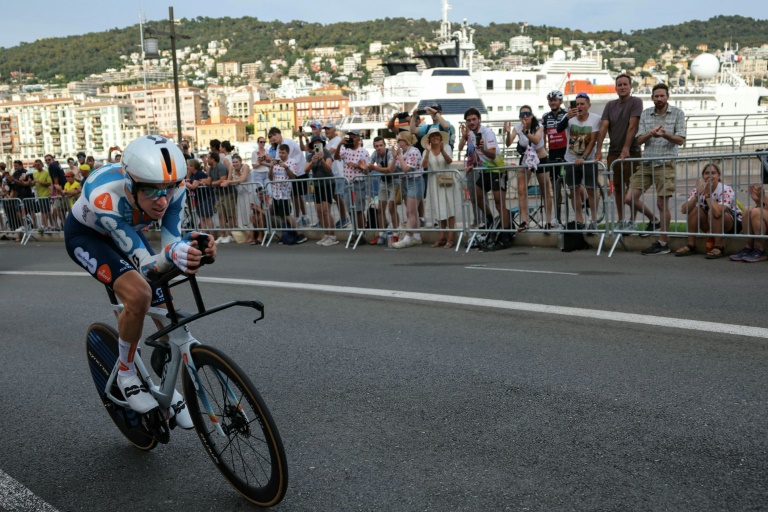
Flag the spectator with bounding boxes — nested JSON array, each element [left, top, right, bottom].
[[506, 105, 551, 232], [410, 103, 455, 150], [266, 127, 309, 226], [207, 152, 234, 243], [674, 163, 741, 259], [298, 120, 325, 152], [595, 74, 644, 229], [333, 129, 370, 242], [555, 93, 602, 230], [76, 151, 86, 170], [227, 154, 256, 244], [181, 139, 196, 161], [305, 135, 338, 246], [365, 136, 399, 246], [729, 183, 768, 263], [186, 158, 214, 231], [210, 139, 233, 176], [45, 154, 66, 228], [391, 132, 424, 249], [7, 160, 32, 236], [86, 155, 97, 171], [250, 184, 268, 245], [66, 157, 80, 181], [542, 90, 569, 201], [421, 127, 456, 248], [631, 83, 686, 255], [458, 107, 511, 249], [31, 159, 53, 230], [266, 143, 307, 244], [62, 171, 81, 208], [250, 136, 270, 190], [323, 122, 350, 228]]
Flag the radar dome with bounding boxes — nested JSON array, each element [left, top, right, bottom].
[[553, 50, 566, 61], [691, 54, 719, 79]]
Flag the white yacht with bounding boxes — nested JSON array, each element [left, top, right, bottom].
[[335, 0, 768, 150]]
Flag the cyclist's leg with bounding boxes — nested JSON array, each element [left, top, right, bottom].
[[65, 216, 159, 412]]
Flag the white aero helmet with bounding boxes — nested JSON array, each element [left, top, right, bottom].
[[122, 135, 187, 194], [547, 90, 564, 100]]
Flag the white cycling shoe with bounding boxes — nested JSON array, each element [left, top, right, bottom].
[[118, 373, 159, 413], [170, 389, 194, 430]]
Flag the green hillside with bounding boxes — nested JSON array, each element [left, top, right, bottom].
[[0, 15, 765, 84]]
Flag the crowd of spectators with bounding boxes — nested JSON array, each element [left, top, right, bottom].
[[3, 81, 766, 260]]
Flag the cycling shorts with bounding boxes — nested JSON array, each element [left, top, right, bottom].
[[64, 214, 169, 306]]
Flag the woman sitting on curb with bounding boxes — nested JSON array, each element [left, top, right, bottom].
[[675, 163, 742, 259], [729, 183, 768, 263]]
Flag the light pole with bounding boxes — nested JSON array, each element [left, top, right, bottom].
[[143, 6, 189, 143]]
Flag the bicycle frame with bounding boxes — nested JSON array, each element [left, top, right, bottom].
[[102, 269, 265, 439]]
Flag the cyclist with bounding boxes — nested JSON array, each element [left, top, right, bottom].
[[542, 90, 568, 228], [64, 135, 217, 426]]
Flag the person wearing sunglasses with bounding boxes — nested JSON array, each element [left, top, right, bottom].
[[505, 106, 551, 232], [64, 135, 217, 420]]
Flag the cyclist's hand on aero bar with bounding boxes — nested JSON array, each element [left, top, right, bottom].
[[165, 232, 216, 274]]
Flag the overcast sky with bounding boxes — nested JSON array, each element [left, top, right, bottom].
[[1, 0, 765, 49]]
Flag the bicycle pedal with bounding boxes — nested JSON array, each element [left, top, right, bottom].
[[141, 408, 171, 444]]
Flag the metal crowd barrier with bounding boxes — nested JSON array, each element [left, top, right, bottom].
[[465, 159, 608, 252], [604, 150, 768, 257]]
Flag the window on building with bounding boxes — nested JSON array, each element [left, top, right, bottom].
[[505, 80, 513, 90], [486, 80, 494, 91]]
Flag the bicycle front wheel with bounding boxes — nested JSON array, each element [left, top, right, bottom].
[[182, 345, 288, 507], [554, 177, 570, 225]]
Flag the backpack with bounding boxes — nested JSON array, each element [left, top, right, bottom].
[[561, 222, 590, 252], [279, 222, 298, 245]]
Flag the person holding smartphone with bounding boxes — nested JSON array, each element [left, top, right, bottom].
[[305, 136, 337, 246]]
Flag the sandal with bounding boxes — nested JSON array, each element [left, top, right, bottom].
[[517, 221, 528, 233], [705, 246, 726, 259], [443, 240, 454, 249], [431, 239, 447, 248], [674, 244, 696, 257]]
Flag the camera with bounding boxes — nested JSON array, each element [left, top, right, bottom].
[[416, 109, 427, 116], [313, 144, 322, 154], [396, 112, 409, 121], [343, 137, 355, 149]]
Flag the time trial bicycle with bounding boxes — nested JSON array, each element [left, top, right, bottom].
[[84, 238, 288, 507]]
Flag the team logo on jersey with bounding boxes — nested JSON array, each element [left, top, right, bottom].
[[94, 193, 113, 211], [74, 247, 98, 274], [100, 217, 133, 252], [96, 264, 112, 284]]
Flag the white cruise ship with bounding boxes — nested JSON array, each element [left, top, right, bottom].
[[335, 0, 768, 151]]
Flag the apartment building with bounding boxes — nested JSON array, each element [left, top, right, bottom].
[[0, 96, 143, 161], [102, 84, 207, 141], [294, 95, 349, 126], [0, 114, 19, 155], [253, 98, 296, 139], [195, 115, 247, 151]]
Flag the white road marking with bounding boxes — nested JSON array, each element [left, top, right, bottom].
[[2, 271, 767, 339], [0, 469, 59, 512], [466, 266, 579, 276]]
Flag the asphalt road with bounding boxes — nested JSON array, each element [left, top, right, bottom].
[[1, 241, 767, 511]]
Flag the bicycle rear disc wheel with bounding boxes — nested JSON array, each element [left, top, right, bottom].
[[183, 345, 288, 507], [85, 323, 157, 451]]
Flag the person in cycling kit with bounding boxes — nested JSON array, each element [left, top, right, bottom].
[[64, 135, 218, 423]]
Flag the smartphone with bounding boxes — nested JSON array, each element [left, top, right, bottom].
[[416, 109, 427, 116], [475, 133, 482, 146], [570, 100, 577, 108], [299, 126, 304, 133]]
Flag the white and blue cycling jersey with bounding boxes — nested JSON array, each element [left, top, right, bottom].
[[69, 163, 187, 277]]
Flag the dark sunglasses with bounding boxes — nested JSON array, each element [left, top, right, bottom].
[[519, 112, 532, 117], [138, 183, 179, 201], [576, 93, 589, 99]]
